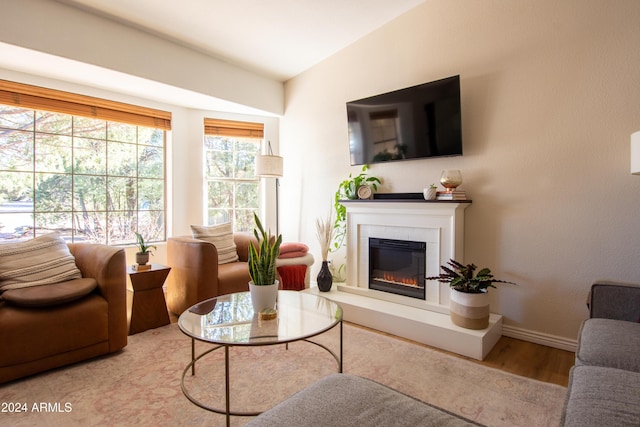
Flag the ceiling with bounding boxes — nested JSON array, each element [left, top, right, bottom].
[[57, 0, 426, 82], [1, 0, 424, 114]]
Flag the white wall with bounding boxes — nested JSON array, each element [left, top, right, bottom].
[[280, 0, 640, 347]]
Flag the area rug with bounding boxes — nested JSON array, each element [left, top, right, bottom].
[[0, 323, 566, 427]]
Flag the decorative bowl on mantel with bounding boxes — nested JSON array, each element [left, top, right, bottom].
[[440, 170, 462, 192]]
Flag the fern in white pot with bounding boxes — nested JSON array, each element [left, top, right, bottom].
[[426, 259, 516, 330]]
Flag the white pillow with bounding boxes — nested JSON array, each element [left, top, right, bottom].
[[190, 223, 239, 264], [0, 233, 82, 293]]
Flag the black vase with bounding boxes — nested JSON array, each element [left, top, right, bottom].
[[316, 261, 333, 292]]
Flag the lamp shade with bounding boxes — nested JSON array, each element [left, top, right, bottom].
[[632, 131, 640, 175], [255, 155, 283, 178]]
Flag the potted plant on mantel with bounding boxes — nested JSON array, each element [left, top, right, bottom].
[[333, 165, 382, 250], [248, 213, 282, 314], [426, 259, 516, 330], [134, 232, 157, 266]]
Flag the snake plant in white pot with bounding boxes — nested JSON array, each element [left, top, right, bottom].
[[248, 213, 282, 313]]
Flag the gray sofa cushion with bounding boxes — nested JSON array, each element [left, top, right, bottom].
[[246, 373, 483, 426], [589, 281, 640, 322], [562, 365, 640, 427], [576, 318, 640, 373]]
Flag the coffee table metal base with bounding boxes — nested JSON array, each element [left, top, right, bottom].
[[181, 321, 343, 426]]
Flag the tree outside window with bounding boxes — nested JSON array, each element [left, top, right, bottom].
[[0, 104, 166, 244], [204, 135, 260, 232]]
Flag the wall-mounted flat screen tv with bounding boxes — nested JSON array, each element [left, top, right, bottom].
[[346, 75, 462, 165]]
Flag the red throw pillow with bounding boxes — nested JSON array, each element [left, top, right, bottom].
[[277, 265, 307, 291]]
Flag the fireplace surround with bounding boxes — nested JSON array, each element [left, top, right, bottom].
[[341, 198, 469, 311], [304, 196, 503, 360]]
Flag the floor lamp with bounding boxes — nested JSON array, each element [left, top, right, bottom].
[[255, 141, 283, 235]]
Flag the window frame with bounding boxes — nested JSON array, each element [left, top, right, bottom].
[[203, 118, 264, 232], [0, 80, 170, 245]]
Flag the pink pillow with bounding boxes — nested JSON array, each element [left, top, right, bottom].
[[280, 242, 309, 254], [279, 250, 308, 259]]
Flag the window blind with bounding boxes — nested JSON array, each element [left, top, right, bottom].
[[0, 79, 171, 130], [204, 118, 264, 138]]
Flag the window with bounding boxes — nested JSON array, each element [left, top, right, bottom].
[[0, 80, 170, 244], [204, 118, 263, 232]]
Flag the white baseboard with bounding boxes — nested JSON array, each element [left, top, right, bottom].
[[502, 325, 577, 352]]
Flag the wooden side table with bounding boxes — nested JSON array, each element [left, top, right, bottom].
[[127, 264, 171, 335]]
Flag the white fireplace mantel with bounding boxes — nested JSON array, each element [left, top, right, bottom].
[[304, 198, 503, 360], [341, 199, 471, 310]]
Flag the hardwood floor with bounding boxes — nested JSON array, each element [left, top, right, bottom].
[[351, 323, 575, 387], [461, 335, 574, 386]]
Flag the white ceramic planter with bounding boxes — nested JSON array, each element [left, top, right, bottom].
[[249, 280, 279, 313], [449, 288, 490, 330], [423, 187, 437, 200]]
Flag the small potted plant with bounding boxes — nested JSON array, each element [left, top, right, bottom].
[[426, 259, 516, 329], [423, 183, 437, 200], [134, 232, 156, 266], [248, 213, 282, 313]]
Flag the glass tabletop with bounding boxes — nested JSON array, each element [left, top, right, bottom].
[[178, 291, 343, 345]]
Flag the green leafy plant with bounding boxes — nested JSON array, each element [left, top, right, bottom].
[[248, 213, 283, 286], [429, 183, 437, 189], [332, 165, 381, 251], [426, 259, 516, 293], [134, 232, 156, 254]]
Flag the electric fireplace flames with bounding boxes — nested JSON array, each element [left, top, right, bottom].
[[368, 238, 426, 300]]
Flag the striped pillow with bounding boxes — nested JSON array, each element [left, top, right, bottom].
[[191, 223, 239, 264], [0, 233, 82, 294]]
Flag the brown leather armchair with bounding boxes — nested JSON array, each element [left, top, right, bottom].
[[0, 243, 127, 384], [166, 233, 258, 315]]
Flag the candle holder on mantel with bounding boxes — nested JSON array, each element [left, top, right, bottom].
[[440, 170, 462, 192]]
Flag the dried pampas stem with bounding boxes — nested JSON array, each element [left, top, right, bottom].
[[315, 211, 333, 262]]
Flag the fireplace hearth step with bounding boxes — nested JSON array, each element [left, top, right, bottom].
[[303, 285, 502, 360]]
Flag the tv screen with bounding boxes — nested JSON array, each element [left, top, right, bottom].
[[346, 75, 462, 165]]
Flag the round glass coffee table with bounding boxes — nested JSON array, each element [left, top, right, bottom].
[[178, 290, 343, 426]]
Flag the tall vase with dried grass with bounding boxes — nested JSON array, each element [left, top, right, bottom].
[[315, 212, 334, 292]]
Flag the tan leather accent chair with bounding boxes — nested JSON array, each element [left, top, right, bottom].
[[166, 232, 258, 315], [0, 243, 127, 384]]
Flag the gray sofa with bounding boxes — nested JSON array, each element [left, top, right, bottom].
[[562, 280, 640, 426], [246, 373, 482, 426]]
